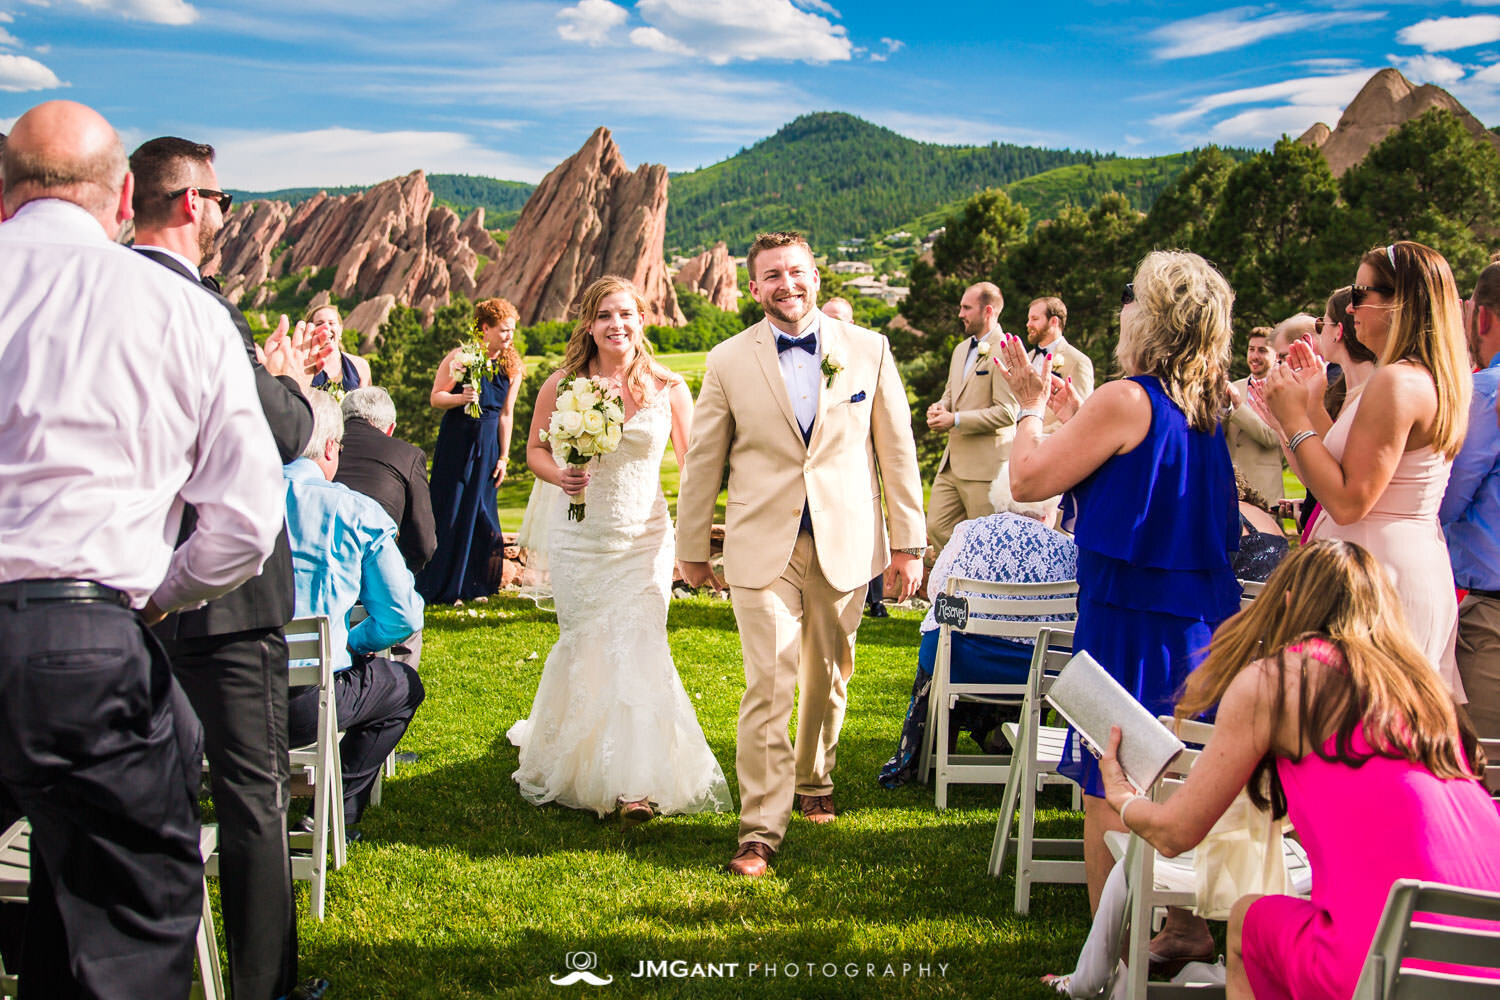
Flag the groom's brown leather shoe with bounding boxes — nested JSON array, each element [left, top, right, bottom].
[[796, 793, 835, 823], [728, 841, 775, 877]]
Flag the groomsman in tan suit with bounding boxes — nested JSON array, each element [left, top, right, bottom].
[[1226, 327, 1285, 505], [677, 232, 925, 877], [925, 282, 1018, 550], [1025, 297, 1095, 431]]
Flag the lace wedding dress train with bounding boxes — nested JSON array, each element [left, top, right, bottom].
[[507, 390, 731, 817]]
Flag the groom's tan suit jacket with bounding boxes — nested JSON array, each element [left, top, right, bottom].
[[676, 316, 925, 593]]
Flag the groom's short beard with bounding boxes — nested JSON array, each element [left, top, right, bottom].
[[763, 293, 811, 327]]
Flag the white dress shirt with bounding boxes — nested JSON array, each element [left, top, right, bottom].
[[1032, 333, 1068, 374], [0, 199, 284, 610], [774, 315, 822, 434]]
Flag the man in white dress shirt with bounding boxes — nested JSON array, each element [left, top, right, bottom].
[[0, 101, 283, 1000]]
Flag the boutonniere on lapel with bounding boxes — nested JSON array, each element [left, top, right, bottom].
[[976, 340, 992, 361], [821, 344, 845, 388]]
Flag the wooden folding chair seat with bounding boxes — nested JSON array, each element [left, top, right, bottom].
[[988, 626, 1087, 913], [1351, 879, 1500, 998], [1238, 577, 1264, 612], [919, 577, 1078, 809], [0, 819, 225, 1000], [284, 615, 345, 921]]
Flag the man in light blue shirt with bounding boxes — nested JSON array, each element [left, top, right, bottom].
[[284, 392, 425, 833], [1441, 259, 1500, 740]]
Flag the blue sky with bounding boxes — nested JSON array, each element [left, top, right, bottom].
[[1, 0, 1497, 191]]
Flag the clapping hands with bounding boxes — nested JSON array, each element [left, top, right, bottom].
[[991, 334, 1082, 424], [1247, 335, 1325, 439], [258, 314, 335, 393]]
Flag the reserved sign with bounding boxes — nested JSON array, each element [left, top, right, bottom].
[[932, 593, 969, 630]]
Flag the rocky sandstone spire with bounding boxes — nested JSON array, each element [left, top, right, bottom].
[[476, 126, 684, 326], [673, 241, 739, 313], [1298, 67, 1500, 176]]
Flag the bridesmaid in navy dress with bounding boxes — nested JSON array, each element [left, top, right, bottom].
[[417, 298, 525, 604], [306, 304, 372, 394], [994, 250, 1240, 916]]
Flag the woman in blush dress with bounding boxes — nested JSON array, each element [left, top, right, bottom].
[[507, 276, 730, 825], [1097, 540, 1500, 1000], [305, 304, 372, 395], [1255, 242, 1472, 698], [994, 250, 1241, 917], [416, 297, 525, 604]]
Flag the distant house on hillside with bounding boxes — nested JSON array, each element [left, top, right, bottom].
[[831, 261, 874, 275]]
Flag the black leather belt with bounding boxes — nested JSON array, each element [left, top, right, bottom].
[[1469, 588, 1500, 600], [0, 579, 133, 609]]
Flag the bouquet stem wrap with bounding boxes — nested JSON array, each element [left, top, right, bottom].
[[539, 375, 626, 523]]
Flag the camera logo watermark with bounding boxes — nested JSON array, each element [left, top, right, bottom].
[[550, 951, 614, 986]]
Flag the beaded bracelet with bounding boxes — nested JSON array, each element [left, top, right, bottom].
[[1288, 429, 1318, 452]]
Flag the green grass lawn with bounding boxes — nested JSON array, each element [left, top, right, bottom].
[[287, 598, 1092, 998]]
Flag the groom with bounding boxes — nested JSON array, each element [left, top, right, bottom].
[[677, 231, 925, 877]]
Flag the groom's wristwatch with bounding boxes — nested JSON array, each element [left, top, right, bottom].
[[894, 547, 927, 557]]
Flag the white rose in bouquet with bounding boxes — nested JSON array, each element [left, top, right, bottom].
[[581, 410, 606, 435], [542, 374, 628, 521]]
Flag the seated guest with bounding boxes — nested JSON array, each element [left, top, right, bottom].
[[335, 387, 437, 575], [1098, 540, 1500, 1000], [285, 392, 426, 836], [1232, 469, 1288, 583], [878, 476, 1077, 787]]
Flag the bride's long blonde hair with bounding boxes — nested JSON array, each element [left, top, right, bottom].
[[560, 276, 673, 406]]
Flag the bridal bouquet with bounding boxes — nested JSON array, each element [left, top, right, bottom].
[[450, 337, 497, 418], [539, 375, 625, 521]]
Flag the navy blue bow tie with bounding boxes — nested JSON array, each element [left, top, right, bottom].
[[777, 333, 817, 355]]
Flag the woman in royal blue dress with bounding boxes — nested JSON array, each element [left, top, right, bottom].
[[994, 250, 1240, 918], [416, 297, 525, 604]]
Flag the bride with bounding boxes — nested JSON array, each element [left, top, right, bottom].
[[507, 275, 731, 824]]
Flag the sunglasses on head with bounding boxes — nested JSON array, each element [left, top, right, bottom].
[[167, 187, 233, 212], [1121, 282, 1134, 306]]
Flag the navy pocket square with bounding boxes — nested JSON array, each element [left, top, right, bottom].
[[850, 391, 867, 403]]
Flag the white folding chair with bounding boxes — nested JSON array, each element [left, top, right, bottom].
[[988, 626, 1087, 913], [1351, 879, 1500, 999], [1238, 578, 1264, 612], [345, 604, 400, 807], [920, 577, 1078, 809], [0, 819, 225, 1000], [285, 615, 346, 921]]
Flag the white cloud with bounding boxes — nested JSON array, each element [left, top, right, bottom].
[[556, 0, 627, 46], [1207, 104, 1343, 143], [632, 0, 852, 65], [1387, 53, 1468, 85], [1, 116, 17, 133], [864, 109, 1064, 147], [629, 26, 691, 55], [209, 127, 557, 189], [1397, 15, 1500, 53], [0, 53, 63, 91], [65, 0, 199, 25], [793, 0, 840, 14], [1152, 7, 1385, 60], [1150, 69, 1372, 133], [0, 26, 19, 46], [870, 35, 902, 62]]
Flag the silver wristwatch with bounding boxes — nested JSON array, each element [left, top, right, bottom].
[[895, 547, 927, 557]]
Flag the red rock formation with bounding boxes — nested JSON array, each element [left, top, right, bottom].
[[674, 241, 739, 312], [1298, 68, 1500, 177], [209, 144, 685, 345], [476, 126, 685, 326]]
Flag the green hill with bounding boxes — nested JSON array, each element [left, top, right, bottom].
[[663, 112, 1110, 253], [227, 173, 534, 227]]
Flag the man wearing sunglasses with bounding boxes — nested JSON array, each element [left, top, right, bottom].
[[129, 137, 331, 1000]]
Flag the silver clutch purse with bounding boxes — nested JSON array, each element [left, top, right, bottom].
[[1046, 650, 1185, 791]]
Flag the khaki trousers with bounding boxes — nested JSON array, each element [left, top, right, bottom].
[[1457, 594, 1500, 741], [731, 533, 864, 850], [926, 465, 996, 551]]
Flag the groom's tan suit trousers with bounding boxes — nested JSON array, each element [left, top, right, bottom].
[[677, 317, 925, 850]]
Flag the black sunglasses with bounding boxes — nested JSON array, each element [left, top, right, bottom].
[[1121, 282, 1135, 306], [1350, 283, 1393, 308], [167, 187, 233, 212]]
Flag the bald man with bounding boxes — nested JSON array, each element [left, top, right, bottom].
[[0, 102, 284, 999], [925, 281, 1019, 550]]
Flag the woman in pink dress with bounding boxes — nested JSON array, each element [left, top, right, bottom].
[[1098, 539, 1500, 1000], [1254, 241, 1472, 697]]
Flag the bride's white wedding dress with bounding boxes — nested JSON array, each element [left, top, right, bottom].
[[507, 389, 731, 817]]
